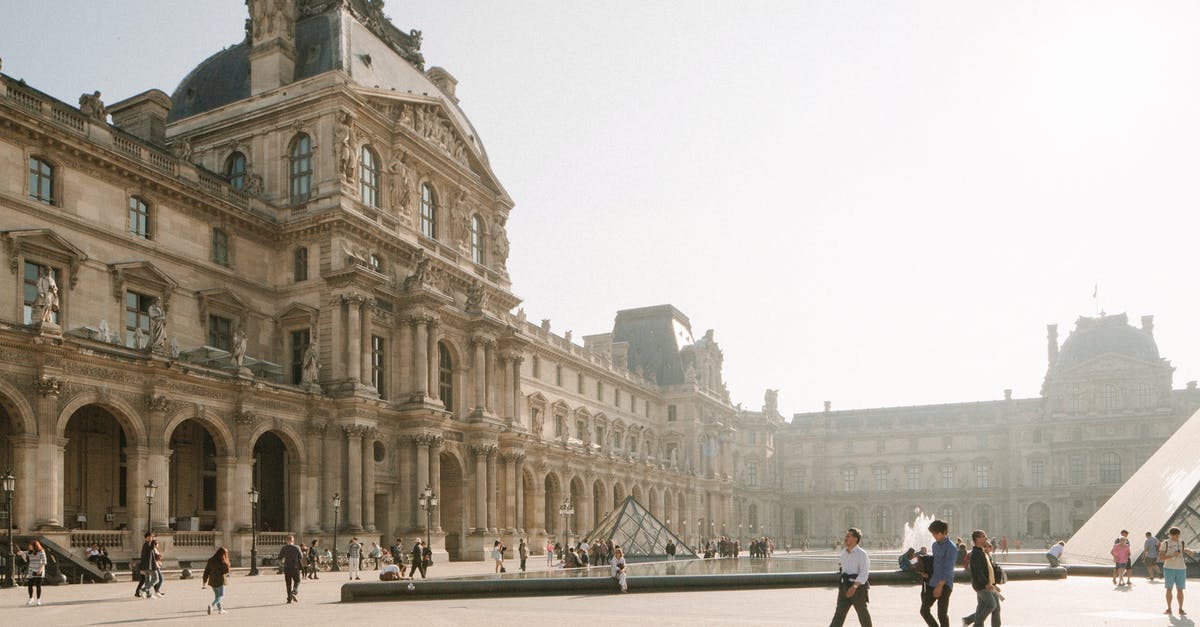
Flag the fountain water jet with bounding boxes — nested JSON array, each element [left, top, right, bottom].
[[901, 508, 937, 554]]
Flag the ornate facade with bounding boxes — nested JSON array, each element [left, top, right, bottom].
[[0, 1, 761, 563]]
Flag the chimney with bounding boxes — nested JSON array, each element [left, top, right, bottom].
[[247, 0, 296, 96], [1004, 389, 1012, 401], [425, 67, 459, 103], [823, 401, 831, 413], [1046, 324, 1059, 368], [108, 90, 172, 146], [1141, 315, 1154, 337]]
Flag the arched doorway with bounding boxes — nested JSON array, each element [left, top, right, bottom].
[[168, 420, 220, 531], [522, 468, 536, 534], [544, 473, 562, 536], [1027, 502, 1050, 537], [569, 477, 585, 536], [592, 479, 607, 527], [749, 503, 760, 534], [439, 451, 464, 560], [252, 432, 289, 531], [632, 484, 644, 505], [612, 482, 626, 510], [0, 403, 13, 475], [64, 406, 130, 530]]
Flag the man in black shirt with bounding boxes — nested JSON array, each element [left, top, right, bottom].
[[278, 535, 304, 603]]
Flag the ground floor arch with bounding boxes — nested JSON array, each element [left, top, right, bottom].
[[543, 473, 562, 535], [63, 405, 130, 531], [168, 419, 220, 531], [1027, 501, 1050, 536], [439, 451, 464, 559]]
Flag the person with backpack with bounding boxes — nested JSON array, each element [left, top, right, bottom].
[[1162, 526, 1197, 616], [201, 547, 230, 615]]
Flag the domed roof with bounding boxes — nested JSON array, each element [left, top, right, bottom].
[[1055, 313, 1159, 370]]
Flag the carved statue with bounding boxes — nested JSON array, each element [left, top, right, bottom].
[[32, 266, 59, 324], [248, 0, 293, 41], [133, 327, 146, 350], [245, 170, 263, 195], [764, 389, 779, 415], [492, 219, 509, 266], [451, 189, 469, 246], [404, 249, 431, 290], [301, 337, 320, 385], [78, 91, 106, 121], [170, 337, 180, 360], [231, 327, 247, 368], [336, 113, 358, 183], [148, 298, 167, 350], [173, 137, 193, 161], [387, 153, 414, 217], [531, 408, 544, 438], [465, 279, 485, 314], [684, 365, 698, 384]]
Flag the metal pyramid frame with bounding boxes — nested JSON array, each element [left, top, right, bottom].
[[585, 495, 698, 562]]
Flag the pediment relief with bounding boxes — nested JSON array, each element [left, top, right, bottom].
[[196, 287, 250, 326], [363, 95, 481, 171], [1054, 352, 1167, 377], [574, 406, 592, 419], [526, 391, 548, 406], [109, 261, 178, 308], [550, 400, 570, 415], [4, 228, 88, 287], [275, 302, 319, 328]]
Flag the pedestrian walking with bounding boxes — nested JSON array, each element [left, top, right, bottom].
[[279, 534, 304, 603], [24, 540, 47, 606], [1112, 533, 1131, 587], [368, 542, 382, 570], [347, 537, 362, 580], [389, 538, 407, 579], [519, 538, 528, 572], [137, 532, 160, 599], [307, 540, 321, 579], [1162, 526, 1196, 616], [1144, 532, 1161, 582], [412, 540, 428, 579], [201, 546, 230, 615], [422, 541, 433, 577], [611, 546, 628, 592], [151, 539, 165, 597], [666, 539, 676, 561], [964, 530, 1001, 627], [828, 527, 872, 627], [922, 519, 955, 627], [546, 539, 555, 566]]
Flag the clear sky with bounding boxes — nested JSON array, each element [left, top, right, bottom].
[[4, 1, 1200, 415]]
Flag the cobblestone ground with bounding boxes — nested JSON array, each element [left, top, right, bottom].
[[1, 560, 1193, 626]]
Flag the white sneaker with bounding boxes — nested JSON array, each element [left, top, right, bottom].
[[35, 599, 41, 606], [26, 599, 33, 606], [218, 608, 228, 614]]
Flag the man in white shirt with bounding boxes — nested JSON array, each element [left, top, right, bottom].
[[829, 527, 873, 627]]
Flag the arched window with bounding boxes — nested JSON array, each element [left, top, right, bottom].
[[420, 183, 437, 239], [369, 253, 383, 273], [470, 214, 485, 264], [438, 341, 453, 411], [1100, 452, 1122, 483], [29, 156, 55, 204], [359, 145, 379, 207], [225, 152, 247, 190], [289, 133, 313, 203], [872, 507, 889, 535], [128, 196, 151, 239], [1135, 384, 1152, 408], [1102, 384, 1120, 411]]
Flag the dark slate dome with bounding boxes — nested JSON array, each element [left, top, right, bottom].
[[1055, 313, 1159, 369]]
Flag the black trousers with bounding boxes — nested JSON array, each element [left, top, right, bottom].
[[284, 568, 301, 598], [520, 557, 527, 571], [829, 583, 872, 627], [920, 584, 952, 627]]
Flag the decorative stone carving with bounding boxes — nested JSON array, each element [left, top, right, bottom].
[[301, 336, 320, 386], [172, 137, 193, 161], [464, 279, 485, 314], [451, 190, 469, 247], [403, 249, 431, 290], [401, 104, 468, 166], [387, 152, 415, 224], [148, 298, 167, 352], [78, 91, 106, 121], [336, 112, 358, 184], [248, 0, 294, 42], [470, 443, 497, 458], [35, 376, 61, 397], [530, 408, 544, 438], [145, 395, 170, 413], [32, 265, 59, 325], [764, 389, 778, 415], [231, 327, 247, 369], [492, 219, 509, 267]]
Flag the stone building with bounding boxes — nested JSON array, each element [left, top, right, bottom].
[[779, 313, 1200, 546], [0, 1, 763, 563]]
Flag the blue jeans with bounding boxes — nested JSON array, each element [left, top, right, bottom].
[[967, 589, 1000, 626], [211, 585, 224, 609]]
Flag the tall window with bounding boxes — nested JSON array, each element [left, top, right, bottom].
[[1069, 456, 1085, 485], [290, 328, 310, 385], [1102, 384, 1120, 411], [438, 342, 453, 411], [940, 463, 955, 489], [293, 247, 308, 282], [369, 253, 383, 273], [289, 133, 313, 203], [202, 431, 218, 510], [1030, 460, 1045, 488], [28, 156, 54, 204], [420, 183, 437, 238], [842, 467, 856, 492], [873, 508, 889, 535], [128, 196, 151, 239], [470, 214, 485, 264], [1100, 452, 1121, 483], [596, 380, 604, 402], [667, 405, 677, 421], [975, 463, 991, 489], [359, 146, 379, 207], [225, 152, 247, 190], [906, 466, 920, 491], [1135, 384, 1152, 408], [371, 335, 386, 398], [211, 228, 230, 266], [208, 314, 232, 351], [124, 291, 152, 347], [23, 262, 61, 324], [746, 463, 758, 486], [873, 468, 888, 491], [555, 365, 563, 386], [791, 468, 806, 493]]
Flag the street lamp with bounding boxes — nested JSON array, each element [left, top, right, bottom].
[[418, 485, 438, 548], [2, 471, 14, 588], [247, 488, 260, 576], [331, 493, 341, 572], [558, 499, 574, 544], [143, 479, 157, 534]]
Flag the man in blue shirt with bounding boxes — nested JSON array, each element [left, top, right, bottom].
[[922, 519, 955, 627]]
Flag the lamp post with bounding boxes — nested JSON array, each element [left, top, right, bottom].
[[331, 493, 341, 572], [418, 485, 438, 548], [247, 488, 260, 576], [2, 471, 14, 588], [143, 479, 157, 535], [558, 499, 574, 544]]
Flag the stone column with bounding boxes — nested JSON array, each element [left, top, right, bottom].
[[503, 453, 519, 532], [515, 456, 526, 532], [35, 436, 66, 529], [486, 448, 498, 533], [530, 470, 545, 536], [472, 338, 487, 412], [362, 428, 377, 531], [322, 426, 340, 530], [9, 434, 38, 530], [415, 435, 431, 504], [412, 318, 428, 399], [472, 445, 489, 532], [429, 436, 443, 532], [499, 355, 512, 424], [305, 423, 325, 533], [485, 343, 496, 413], [346, 295, 363, 384], [147, 446, 172, 531], [344, 426, 364, 531], [330, 295, 345, 380], [398, 436, 413, 530], [360, 300, 373, 387], [233, 454, 254, 531], [509, 355, 524, 426], [215, 455, 236, 541], [397, 319, 412, 400], [427, 318, 440, 402]]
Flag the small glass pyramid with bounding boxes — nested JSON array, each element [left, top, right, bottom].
[[586, 495, 698, 562]]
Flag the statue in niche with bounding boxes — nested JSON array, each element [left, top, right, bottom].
[[148, 297, 167, 351], [231, 327, 247, 369], [301, 334, 320, 385], [133, 327, 146, 350], [170, 337, 180, 360], [451, 189, 469, 246], [387, 152, 414, 217], [404, 249, 431, 290], [492, 220, 509, 266], [684, 365, 698, 384], [173, 137, 193, 161], [32, 266, 59, 325], [78, 91, 106, 121], [465, 279, 485, 314], [530, 408, 544, 438], [336, 113, 358, 183], [249, 0, 292, 41]]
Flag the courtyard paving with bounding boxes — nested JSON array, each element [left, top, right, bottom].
[[1, 558, 1194, 626]]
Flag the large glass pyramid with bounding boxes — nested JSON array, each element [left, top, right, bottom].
[[586, 496, 698, 562], [1066, 408, 1200, 568]]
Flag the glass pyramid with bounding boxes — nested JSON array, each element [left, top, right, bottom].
[[586, 496, 698, 562], [1066, 407, 1200, 568]]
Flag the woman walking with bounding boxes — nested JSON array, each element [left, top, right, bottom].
[[25, 540, 47, 606], [201, 547, 230, 615]]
